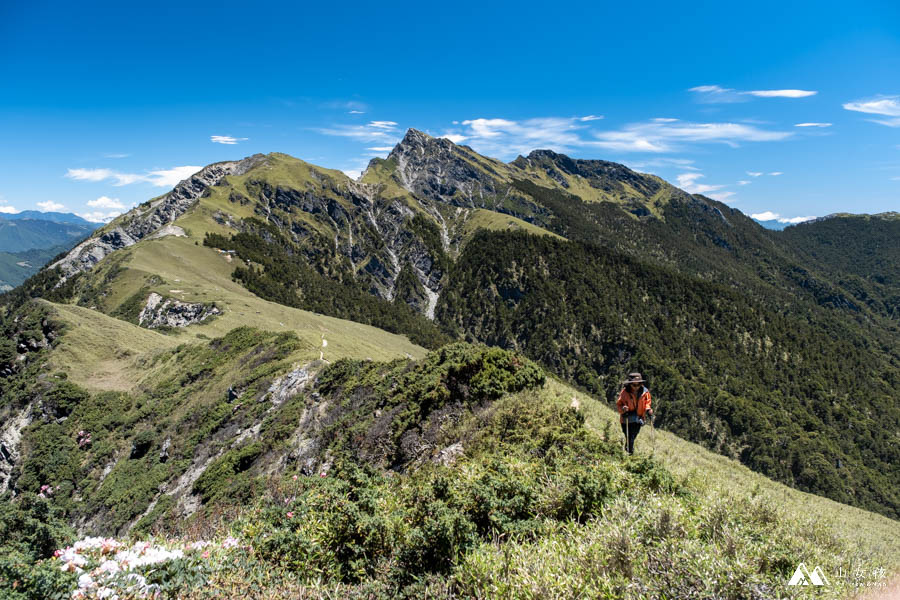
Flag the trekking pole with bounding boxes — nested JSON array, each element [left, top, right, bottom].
[[625, 413, 630, 454]]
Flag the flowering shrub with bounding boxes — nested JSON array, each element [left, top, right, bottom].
[[53, 536, 243, 599]]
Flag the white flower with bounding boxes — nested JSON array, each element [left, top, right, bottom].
[[77, 573, 95, 589], [222, 536, 239, 549]]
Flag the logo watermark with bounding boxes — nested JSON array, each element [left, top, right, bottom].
[[786, 563, 888, 589], [788, 563, 829, 586]]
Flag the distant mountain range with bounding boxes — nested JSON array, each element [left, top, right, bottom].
[[3, 210, 94, 225], [0, 211, 97, 289]]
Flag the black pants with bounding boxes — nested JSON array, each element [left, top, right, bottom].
[[621, 421, 642, 454]]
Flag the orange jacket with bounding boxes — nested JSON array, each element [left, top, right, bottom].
[[616, 386, 652, 424]]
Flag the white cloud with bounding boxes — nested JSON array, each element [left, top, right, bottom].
[[747, 89, 817, 98], [453, 117, 587, 157], [625, 157, 698, 171], [750, 211, 816, 224], [843, 96, 900, 127], [769, 172, 783, 176], [66, 168, 116, 182], [688, 85, 747, 103], [77, 210, 122, 223], [737, 180, 751, 185], [348, 110, 365, 114], [676, 173, 734, 202], [589, 120, 792, 153], [435, 115, 793, 159], [66, 166, 201, 188], [0, 205, 19, 214], [579, 115, 603, 121], [843, 96, 900, 116], [795, 122, 832, 127], [211, 135, 248, 145], [461, 118, 519, 138], [37, 201, 66, 211], [87, 196, 125, 210], [366, 146, 395, 152], [746, 171, 763, 177], [144, 166, 202, 187], [315, 120, 401, 142], [690, 85, 817, 103], [103, 153, 131, 158]]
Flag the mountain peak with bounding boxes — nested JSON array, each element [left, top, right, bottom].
[[388, 128, 455, 160]]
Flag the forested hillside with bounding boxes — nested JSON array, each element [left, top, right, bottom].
[[435, 230, 900, 518]]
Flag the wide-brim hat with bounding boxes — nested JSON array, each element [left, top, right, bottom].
[[623, 372, 646, 384]]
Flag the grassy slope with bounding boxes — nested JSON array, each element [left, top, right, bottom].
[[455, 378, 900, 599], [46, 236, 426, 393]]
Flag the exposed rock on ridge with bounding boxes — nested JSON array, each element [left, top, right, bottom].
[[137, 292, 221, 329], [51, 154, 267, 280]]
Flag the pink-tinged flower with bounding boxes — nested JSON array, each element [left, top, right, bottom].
[[320, 472, 326, 477], [286, 511, 294, 519], [222, 536, 239, 549], [202, 550, 210, 559], [292, 474, 298, 481]]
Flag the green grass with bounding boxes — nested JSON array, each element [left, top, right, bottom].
[[43, 237, 426, 394]]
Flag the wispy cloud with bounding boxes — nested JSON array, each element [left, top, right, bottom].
[[87, 196, 126, 210], [794, 122, 832, 127], [625, 157, 699, 171], [314, 120, 401, 142], [436, 115, 793, 158], [737, 180, 751, 185], [746, 171, 763, 177], [66, 166, 202, 187], [211, 135, 248, 145], [37, 201, 66, 211], [368, 121, 398, 129], [746, 89, 817, 98], [675, 172, 735, 202], [366, 146, 395, 152], [103, 153, 131, 159], [769, 172, 783, 176], [348, 110, 365, 114], [579, 115, 604, 121], [751, 211, 816, 224], [589, 120, 792, 153], [690, 85, 817, 103], [842, 96, 900, 127]]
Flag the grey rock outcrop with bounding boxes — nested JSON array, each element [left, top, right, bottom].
[[264, 363, 314, 406], [0, 403, 33, 494], [137, 292, 221, 328], [51, 154, 267, 280]]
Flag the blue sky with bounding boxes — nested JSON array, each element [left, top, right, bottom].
[[1, 0, 898, 224]]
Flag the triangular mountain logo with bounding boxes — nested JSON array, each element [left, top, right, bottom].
[[788, 563, 829, 586]]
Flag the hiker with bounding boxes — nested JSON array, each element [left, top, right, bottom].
[[616, 372, 652, 455]]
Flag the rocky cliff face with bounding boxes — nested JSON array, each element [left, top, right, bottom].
[[51, 154, 267, 280], [137, 293, 222, 329], [376, 129, 551, 228]]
